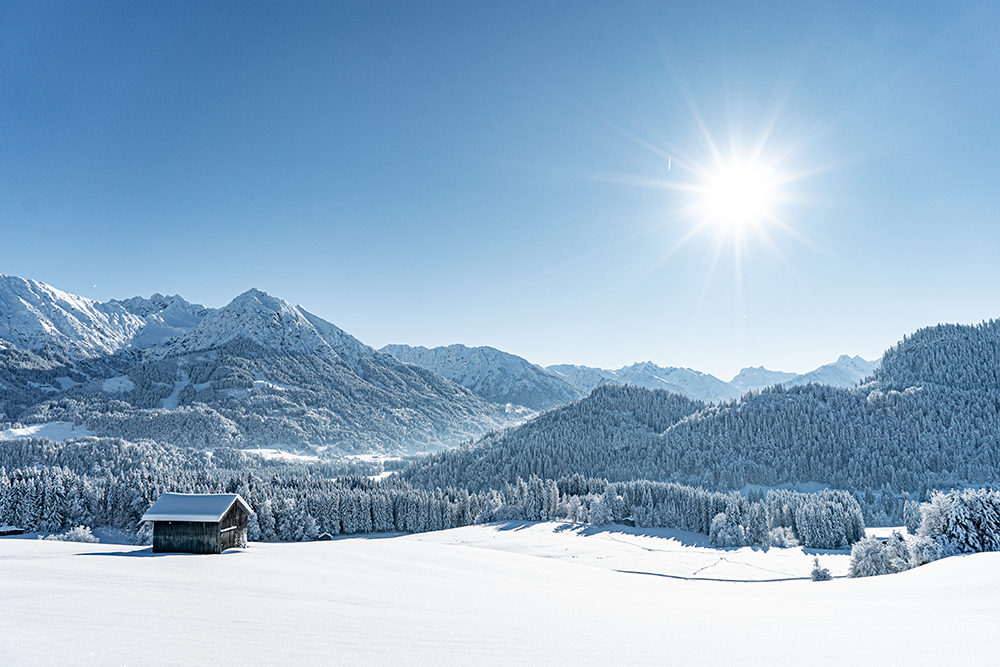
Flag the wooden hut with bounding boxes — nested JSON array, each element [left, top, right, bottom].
[[141, 493, 253, 554]]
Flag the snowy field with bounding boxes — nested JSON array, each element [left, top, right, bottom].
[[2, 522, 998, 666], [0, 421, 95, 441]]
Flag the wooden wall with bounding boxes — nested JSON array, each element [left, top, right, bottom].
[[219, 502, 249, 551], [152, 521, 221, 554]]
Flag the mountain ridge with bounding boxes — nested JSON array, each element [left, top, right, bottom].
[[380, 343, 582, 411], [0, 277, 523, 454]]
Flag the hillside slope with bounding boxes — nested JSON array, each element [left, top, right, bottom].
[[381, 343, 582, 411]]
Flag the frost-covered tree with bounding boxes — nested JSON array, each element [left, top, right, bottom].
[[848, 532, 913, 578], [917, 488, 1000, 556], [710, 510, 747, 548], [903, 499, 922, 535]]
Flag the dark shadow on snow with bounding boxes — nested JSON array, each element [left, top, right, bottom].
[[76, 547, 249, 557], [489, 520, 715, 548]]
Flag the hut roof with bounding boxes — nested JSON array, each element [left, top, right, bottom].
[[141, 493, 253, 523]]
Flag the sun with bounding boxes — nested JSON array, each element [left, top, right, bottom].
[[699, 157, 779, 231]]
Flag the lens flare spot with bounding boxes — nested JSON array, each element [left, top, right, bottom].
[[702, 159, 778, 230]]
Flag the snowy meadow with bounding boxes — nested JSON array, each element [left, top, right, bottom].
[[3, 522, 998, 666]]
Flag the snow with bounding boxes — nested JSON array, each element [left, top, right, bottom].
[[2, 522, 998, 666], [160, 371, 189, 410], [54, 376, 80, 390], [252, 379, 300, 392], [101, 375, 135, 393], [242, 448, 320, 463], [414, 521, 853, 580], [140, 493, 252, 522], [0, 421, 95, 441]]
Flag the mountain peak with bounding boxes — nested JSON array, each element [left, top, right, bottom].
[[160, 288, 371, 365]]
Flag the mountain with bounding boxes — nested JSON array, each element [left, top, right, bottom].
[[788, 354, 879, 387], [614, 362, 741, 402], [381, 343, 582, 411], [728, 366, 798, 393], [107, 293, 212, 349], [548, 361, 747, 403], [549, 355, 879, 404], [547, 362, 745, 403], [545, 364, 619, 394], [0, 278, 524, 454], [0, 275, 146, 359], [0, 276, 214, 359], [406, 320, 1000, 525]]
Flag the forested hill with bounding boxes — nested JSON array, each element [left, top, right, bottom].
[[405, 385, 708, 490], [874, 321, 1000, 391], [406, 320, 1000, 524]]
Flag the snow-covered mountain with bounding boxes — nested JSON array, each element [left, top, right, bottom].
[[158, 288, 372, 364], [108, 293, 212, 349], [727, 355, 878, 393], [381, 343, 582, 411], [0, 277, 523, 453], [544, 364, 619, 394], [729, 367, 798, 393], [789, 355, 879, 387], [0, 276, 213, 358], [614, 362, 741, 403], [0, 275, 146, 358], [549, 355, 879, 404], [547, 362, 742, 402]]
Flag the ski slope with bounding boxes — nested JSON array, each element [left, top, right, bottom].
[[2, 522, 997, 666]]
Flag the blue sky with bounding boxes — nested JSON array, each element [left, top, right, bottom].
[[2, 1, 998, 379]]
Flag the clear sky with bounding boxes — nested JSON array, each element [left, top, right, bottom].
[[2, 1, 999, 380]]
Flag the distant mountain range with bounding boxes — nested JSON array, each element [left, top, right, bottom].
[[383, 342, 878, 407]]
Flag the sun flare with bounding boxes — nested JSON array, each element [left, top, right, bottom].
[[700, 158, 778, 230]]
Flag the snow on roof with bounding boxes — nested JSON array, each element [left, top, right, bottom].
[[141, 493, 253, 523]]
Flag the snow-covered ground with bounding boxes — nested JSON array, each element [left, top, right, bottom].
[[414, 521, 852, 580], [241, 447, 321, 463], [2, 522, 997, 666], [0, 421, 95, 441]]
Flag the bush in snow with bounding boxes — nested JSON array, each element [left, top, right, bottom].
[[44, 525, 99, 543], [848, 532, 912, 578], [811, 556, 832, 581]]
